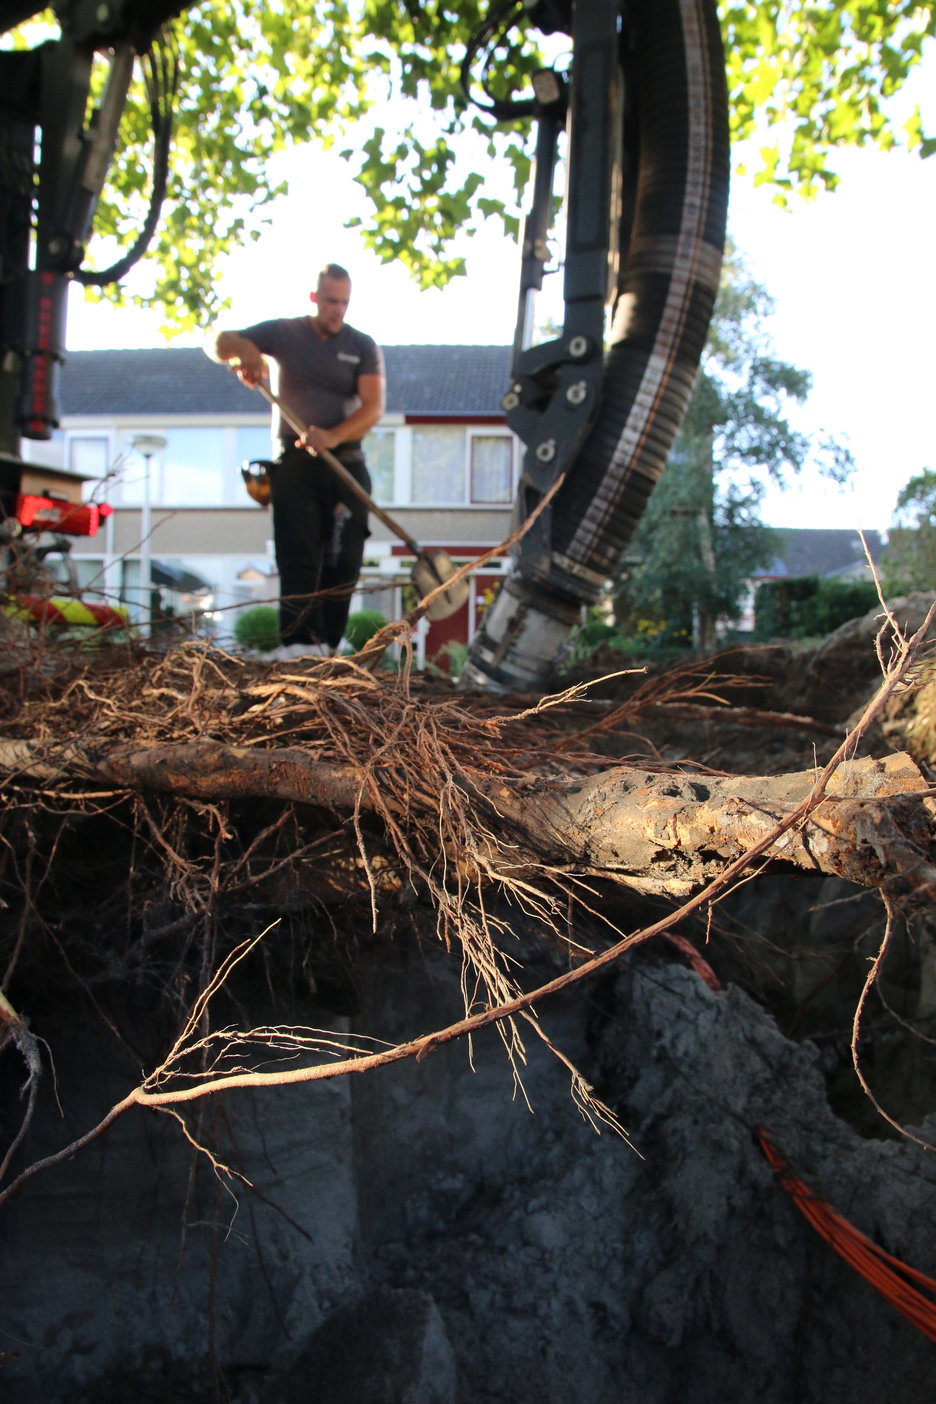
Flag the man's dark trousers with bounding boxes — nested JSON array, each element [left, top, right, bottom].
[[271, 444, 370, 650]]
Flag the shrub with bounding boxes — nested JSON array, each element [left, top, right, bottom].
[[799, 579, 879, 637], [233, 605, 280, 652], [343, 608, 388, 652], [755, 577, 879, 641], [754, 576, 819, 640], [427, 640, 469, 678]]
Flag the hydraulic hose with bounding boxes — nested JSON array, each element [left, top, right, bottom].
[[460, 0, 730, 692]]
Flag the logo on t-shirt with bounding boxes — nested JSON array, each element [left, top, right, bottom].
[[337, 352, 361, 364]]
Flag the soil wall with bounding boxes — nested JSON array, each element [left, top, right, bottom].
[[2, 936, 934, 1403]]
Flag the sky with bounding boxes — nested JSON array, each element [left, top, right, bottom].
[[64, 46, 936, 535]]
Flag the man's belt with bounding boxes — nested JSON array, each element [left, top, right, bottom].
[[280, 438, 363, 458]]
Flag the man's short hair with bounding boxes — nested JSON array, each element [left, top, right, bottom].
[[318, 263, 351, 285]]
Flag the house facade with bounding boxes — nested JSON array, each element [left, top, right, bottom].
[[729, 529, 886, 636], [758, 528, 885, 583], [21, 345, 519, 659]]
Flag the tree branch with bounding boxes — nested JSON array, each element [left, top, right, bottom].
[[1, 738, 932, 897]]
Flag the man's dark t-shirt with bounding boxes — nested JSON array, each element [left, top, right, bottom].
[[239, 316, 384, 450]]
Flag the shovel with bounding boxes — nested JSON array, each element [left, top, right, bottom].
[[248, 377, 470, 623]]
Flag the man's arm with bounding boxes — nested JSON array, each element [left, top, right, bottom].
[[302, 373, 386, 454], [204, 329, 267, 386]]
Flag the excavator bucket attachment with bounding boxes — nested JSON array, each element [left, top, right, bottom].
[[411, 549, 470, 622]]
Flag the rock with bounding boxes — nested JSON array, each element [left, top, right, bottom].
[[278, 1288, 458, 1404]]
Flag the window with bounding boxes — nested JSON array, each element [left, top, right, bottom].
[[470, 434, 513, 504], [152, 556, 216, 598], [34, 550, 105, 593], [68, 436, 109, 480], [409, 426, 515, 505], [120, 428, 226, 506], [362, 428, 395, 501], [236, 425, 274, 467], [411, 426, 464, 504], [160, 428, 225, 504], [120, 556, 216, 621]]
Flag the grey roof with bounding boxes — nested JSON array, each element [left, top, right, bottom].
[[761, 528, 885, 580], [59, 345, 512, 418], [382, 345, 511, 415]]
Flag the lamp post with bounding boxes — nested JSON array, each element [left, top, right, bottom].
[[130, 434, 166, 635]]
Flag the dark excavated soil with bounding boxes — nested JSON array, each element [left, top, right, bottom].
[[2, 596, 936, 1402]]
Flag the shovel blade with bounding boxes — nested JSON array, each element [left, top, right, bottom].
[[412, 549, 471, 622]]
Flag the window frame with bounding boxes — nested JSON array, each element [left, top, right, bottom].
[[467, 428, 515, 506], [66, 434, 112, 482]]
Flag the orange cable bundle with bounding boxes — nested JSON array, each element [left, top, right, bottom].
[[756, 1127, 936, 1344]]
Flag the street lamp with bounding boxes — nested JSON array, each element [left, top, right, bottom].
[[130, 434, 167, 635]]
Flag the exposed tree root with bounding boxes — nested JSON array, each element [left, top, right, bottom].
[[1, 601, 934, 1205], [1, 736, 932, 897]]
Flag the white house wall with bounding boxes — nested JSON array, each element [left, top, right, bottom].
[[56, 410, 519, 643]]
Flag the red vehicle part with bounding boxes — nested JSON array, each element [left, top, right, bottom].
[[13, 494, 112, 537]]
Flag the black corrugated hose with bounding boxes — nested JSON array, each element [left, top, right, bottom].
[[460, 0, 730, 692]]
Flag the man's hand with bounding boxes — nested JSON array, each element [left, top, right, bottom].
[[230, 354, 268, 388], [299, 425, 338, 454], [208, 330, 268, 385]]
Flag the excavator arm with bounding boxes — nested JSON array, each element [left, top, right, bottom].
[[460, 0, 730, 691], [1, 1, 729, 681], [0, 2, 185, 455]]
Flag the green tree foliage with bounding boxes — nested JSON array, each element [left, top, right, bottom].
[[612, 251, 854, 650], [4, 2, 538, 325], [3, 2, 934, 327], [881, 468, 936, 591], [612, 436, 781, 651], [724, 1, 936, 194]]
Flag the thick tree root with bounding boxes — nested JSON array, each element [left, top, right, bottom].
[[1, 737, 932, 899]]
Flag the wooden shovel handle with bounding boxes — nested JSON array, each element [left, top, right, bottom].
[[249, 377, 422, 556]]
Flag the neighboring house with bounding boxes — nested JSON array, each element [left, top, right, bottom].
[[21, 345, 518, 659], [730, 528, 886, 634], [30, 355, 882, 656], [759, 528, 885, 583]]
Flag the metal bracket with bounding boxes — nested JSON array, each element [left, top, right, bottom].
[[502, 331, 602, 492], [502, 0, 623, 581]]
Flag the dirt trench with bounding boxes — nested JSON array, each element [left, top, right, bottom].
[[1, 595, 935, 1402], [2, 928, 935, 1404]]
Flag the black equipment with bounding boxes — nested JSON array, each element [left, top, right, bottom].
[[1, 2, 730, 689], [0, 2, 184, 457]]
